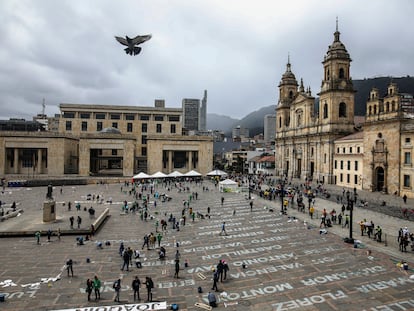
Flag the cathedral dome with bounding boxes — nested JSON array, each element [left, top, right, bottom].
[[279, 62, 298, 87], [324, 29, 350, 61]]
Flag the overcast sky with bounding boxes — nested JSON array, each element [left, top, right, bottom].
[[0, 0, 413, 120]]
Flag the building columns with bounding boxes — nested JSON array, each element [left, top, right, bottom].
[[14, 148, 19, 174], [168, 150, 173, 172]]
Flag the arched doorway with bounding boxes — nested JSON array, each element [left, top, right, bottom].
[[375, 166, 385, 191]]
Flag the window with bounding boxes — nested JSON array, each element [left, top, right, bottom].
[[95, 113, 106, 119], [404, 152, 411, 165], [324, 153, 326, 163], [350, 147, 353, 154], [339, 68, 345, 79], [354, 161, 358, 170], [168, 115, 180, 122], [97, 122, 103, 131], [340, 161, 343, 170], [63, 112, 75, 118], [112, 122, 118, 129], [127, 123, 133, 132], [81, 121, 87, 131], [357, 147, 361, 153], [171, 124, 176, 134], [347, 174, 350, 183], [65, 121, 72, 131], [112, 149, 117, 156], [142, 135, 147, 144], [342, 147, 346, 153], [404, 175, 410, 188], [142, 123, 147, 133], [347, 161, 351, 170], [156, 124, 162, 133], [279, 117, 282, 128], [339, 102, 347, 117], [311, 147, 314, 156], [337, 147, 340, 153], [340, 173, 343, 182], [154, 115, 164, 121], [354, 175, 358, 185], [323, 104, 328, 119], [110, 114, 120, 120], [80, 113, 90, 119], [405, 138, 411, 144], [140, 115, 150, 121], [141, 147, 147, 156], [125, 114, 135, 120], [368, 106, 372, 115], [334, 160, 337, 169]]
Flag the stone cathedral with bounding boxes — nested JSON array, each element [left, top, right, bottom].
[[275, 25, 355, 184]]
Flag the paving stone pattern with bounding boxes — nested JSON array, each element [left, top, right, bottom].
[[0, 181, 413, 310]]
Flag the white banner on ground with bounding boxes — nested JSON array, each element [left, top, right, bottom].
[[51, 301, 168, 311]]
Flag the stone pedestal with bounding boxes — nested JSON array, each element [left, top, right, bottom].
[[43, 200, 56, 222]]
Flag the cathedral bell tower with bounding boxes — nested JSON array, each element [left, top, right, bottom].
[[276, 57, 298, 130], [318, 20, 355, 133]]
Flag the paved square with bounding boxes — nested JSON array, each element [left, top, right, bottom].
[[0, 181, 413, 310]]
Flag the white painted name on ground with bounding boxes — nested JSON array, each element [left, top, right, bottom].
[[51, 301, 167, 311], [356, 277, 414, 293], [272, 290, 347, 310]]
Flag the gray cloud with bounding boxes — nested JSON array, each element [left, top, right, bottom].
[[0, 0, 413, 120]]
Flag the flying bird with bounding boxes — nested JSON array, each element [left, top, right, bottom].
[[115, 34, 152, 56]]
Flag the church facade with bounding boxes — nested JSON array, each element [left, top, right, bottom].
[[275, 26, 355, 184]]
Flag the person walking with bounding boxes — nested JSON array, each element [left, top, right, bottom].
[[69, 216, 74, 229], [211, 270, 219, 292], [47, 229, 52, 242], [77, 216, 82, 229], [93, 275, 101, 301], [174, 259, 180, 278], [35, 231, 41, 245], [113, 278, 121, 302], [86, 278, 93, 301], [66, 259, 74, 277], [121, 248, 130, 271], [223, 260, 229, 280], [132, 276, 141, 301], [157, 232, 162, 248], [219, 222, 227, 236]]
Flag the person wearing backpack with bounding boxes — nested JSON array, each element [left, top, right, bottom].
[[145, 276, 154, 302], [113, 278, 121, 302]]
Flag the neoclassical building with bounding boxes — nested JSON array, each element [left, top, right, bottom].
[[275, 26, 355, 183], [0, 100, 213, 178]]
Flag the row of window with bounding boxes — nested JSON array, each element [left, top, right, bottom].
[[336, 146, 361, 154], [278, 102, 348, 128], [367, 101, 397, 115], [335, 160, 359, 171], [65, 121, 176, 134], [338, 173, 359, 185], [63, 112, 180, 122]]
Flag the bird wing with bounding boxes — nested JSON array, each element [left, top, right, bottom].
[[130, 34, 152, 45], [115, 36, 129, 46]]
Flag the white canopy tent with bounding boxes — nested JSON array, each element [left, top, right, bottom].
[[168, 171, 184, 178], [184, 170, 202, 177], [151, 171, 168, 178], [219, 179, 238, 193], [206, 169, 228, 177], [132, 172, 150, 180]]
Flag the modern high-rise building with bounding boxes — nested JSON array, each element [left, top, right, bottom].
[[182, 98, 200, 131], [200, 90, 207, 131], [264, 114, 276, 144]]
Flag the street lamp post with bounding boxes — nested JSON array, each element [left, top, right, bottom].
[[345, 190, 354, 242], [280, 181, 285, 214]]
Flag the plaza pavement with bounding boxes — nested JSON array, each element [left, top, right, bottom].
[[0, 180, 413, 311]]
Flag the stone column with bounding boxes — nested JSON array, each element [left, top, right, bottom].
[[168, 150, 173, 172], [14, 148, 19, 174], [188, 151, 193, 170], [37, 149, 42, 174]]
